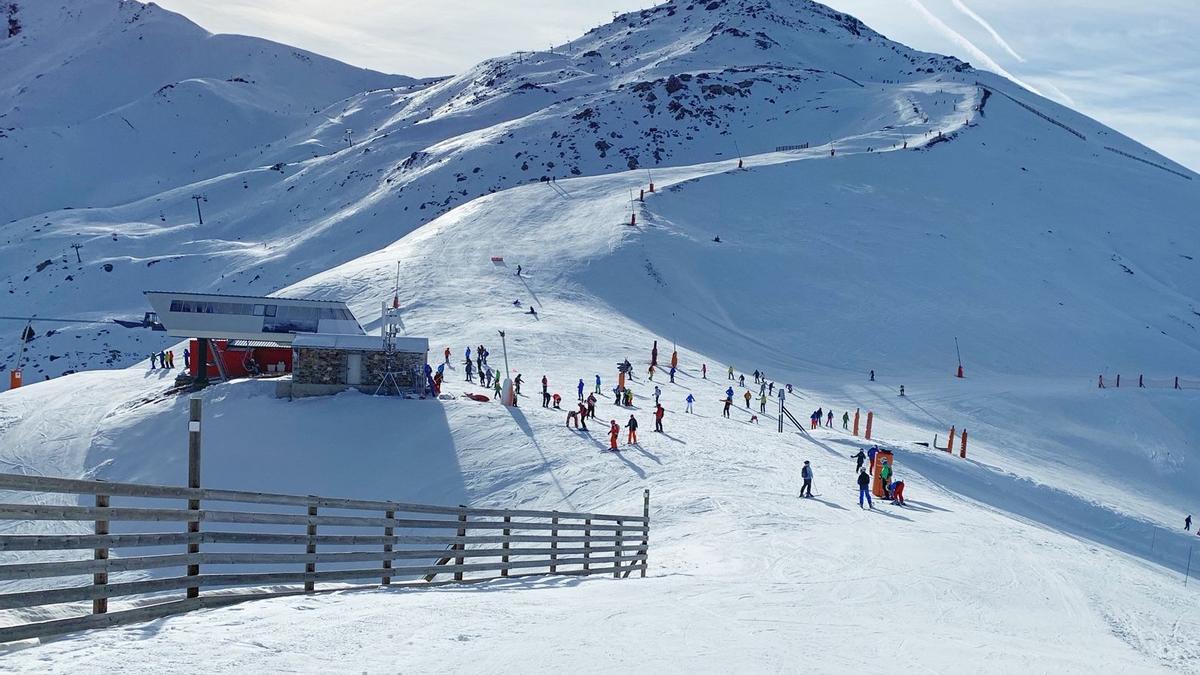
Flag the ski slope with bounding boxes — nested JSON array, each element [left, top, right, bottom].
[[2, 0, 1199, 671]]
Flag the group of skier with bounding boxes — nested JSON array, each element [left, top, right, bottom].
[[148, 349, 180, 370]]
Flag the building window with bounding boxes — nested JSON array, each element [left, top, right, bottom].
[[253, 304, 266, 316]]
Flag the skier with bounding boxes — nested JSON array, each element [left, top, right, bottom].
[[624, 389, 634, 407], [551, 393, 561, 409], [150, 352, 158, 370], [577, 379, 585, 401], [852, 449, 866, 472], [465, 360, 474, 382], [727, 366, 734, 380], [465, 346, 472, 363], [654, 385, 661, 405], [595, 374, 602, 394], [1187, 515, 1193, 531], [786, 384, 793, 394], [889, 479, 906, 506], [654, 404, 665, 432], [857, 469, 874, 509], [899, 385, 905, 397], [671, 350, 678, 370], [626, 415, 639, 445], [842, 411, 850, 430], [867, 445, 878, 472], [810, 409, 820, 430], [527, 307, 537, 317], [577, 402, 589, 431], [743, 390, 752, 409], [183, 348, 190, 370], [613, 386, 622, 405], [880, 458, 893, 489], [669, 366, 676, 383], [168, 351, 175, 368], [686, 393, 695, 413], [586, 393, 597, 419], [702, 363, 707, 379], [722, 396, 732, 418], [493, 377, 502, 399], [608, 420, 620, 451], [768, 382, 774, 396], [826, 410, 833, 428], [800, 461, 813, 498], [444, 347, 451, 364], [514, 374, 523, 395], [648, 364, 655, 381], [738, 374, 745, 387], [516, 264, 522, 276], [159, 351, 168, 369], [870, 369, 875, 382], [754, 370, 761, 384], [759, 393, 768, 413]]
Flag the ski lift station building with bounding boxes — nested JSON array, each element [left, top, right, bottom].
[[144, 291, 428, 396]]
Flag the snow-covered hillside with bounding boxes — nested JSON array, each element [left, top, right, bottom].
[[0, 0, 415, 222], [2, 0, 1199, 671]]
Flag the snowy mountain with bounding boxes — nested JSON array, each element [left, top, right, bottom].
[[2, 1, 1200, 670], [0, 0, 415, 222]]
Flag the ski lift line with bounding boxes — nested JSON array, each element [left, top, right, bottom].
[[0, 315, 118, 325]]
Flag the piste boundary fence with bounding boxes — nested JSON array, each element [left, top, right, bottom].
[[0, 473, 649, 643], [1098, 374, 1200, 390]]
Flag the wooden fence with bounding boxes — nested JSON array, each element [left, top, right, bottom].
[[0, 473, 649, 643]]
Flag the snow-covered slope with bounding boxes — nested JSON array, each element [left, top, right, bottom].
[[0, 0, 415, 222], [2, 0, 1199, 670]]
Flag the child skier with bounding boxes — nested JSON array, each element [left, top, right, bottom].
[[686, 393, 695, 414], [608, 421, 620, 451]]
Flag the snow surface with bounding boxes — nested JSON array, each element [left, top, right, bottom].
[[2, 0, 1200, 672]]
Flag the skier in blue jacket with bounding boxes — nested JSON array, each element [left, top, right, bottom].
[[686, 393, 695, 413], [800, 461, 813, 498]]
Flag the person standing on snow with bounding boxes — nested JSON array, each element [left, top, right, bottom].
[[1187, 515, 1192, 531], [465, 360, 474, 382], [869, 369, 875, 382], [880, 459, 893, 492], [577, 402, 589, 431], [586, 394, 597, 419], [702, 363, 707, 379], [842, 411, 850, 430], [444, 347, 451, 364], [769, 382, 775, 396], [826, 410, 834, 428], [857, 469, 874, 509], [686, 393, 695, 414], [800, 461, 813, 498], [465, 347, 472, 364], [722, 396, 732, 418], [728, 365, 735, 380], [726, 386, 735, 400], [577, 379, 585, 401], [608, 420, 620, 451], [867, 445, 878, 472], [759, 381, 767, 397], [493, 376, 502, 400], [810, 410, 820, 430], [654, 404, 665, 432], [754, 370, 761, 384], [738, 374, 745, 387], [150, 352, 158, 370], [653, 385, 661, 405], [648, 364, 655, 381], [669, 366, 676, 383], [626, 415, 639, 445], [759, 393, 768, 413], [595, 374, 602, 394], [613, 386, 622, 405], [514, 374, 523, 395], [743, 390, 752, 409], [852, 449, 866, 472], [183, 348, 191, 370]]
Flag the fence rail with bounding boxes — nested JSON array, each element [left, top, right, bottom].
[[0, 472, 649, 643], [1098, 374, 1199, 390]]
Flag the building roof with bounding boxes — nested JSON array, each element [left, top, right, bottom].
[[144, 291, 349, 305], [292, 334, 429, 353]]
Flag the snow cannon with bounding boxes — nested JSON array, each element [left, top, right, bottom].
[[8, 368, 22, 390], [872, 450, 894, 498]]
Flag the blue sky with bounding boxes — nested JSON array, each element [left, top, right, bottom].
[[156, 0, 1199, 171]]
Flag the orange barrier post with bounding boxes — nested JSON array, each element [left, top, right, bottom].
[[864, 411, 874, 440], [960, 429, 968, 458], [618, 371, 626, 390], [872, 450, 894, 498], [853, 409, 860, 437], [947, 426, 956, 452], [8, 369, 22, 390]]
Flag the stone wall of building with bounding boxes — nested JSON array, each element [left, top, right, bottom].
[[293, 347, 426, 392]]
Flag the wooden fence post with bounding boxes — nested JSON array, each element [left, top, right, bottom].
[[186, 396, 202, 599], [454, 507, 466, 582], [93, 493, 109, 615], [501, 515, 511, 577], [382, 509, 394, 585], [550, 513, 559, 573], [305, 503, 317, 592], [641, 489, 650, 578], [614, 519, 623, 579], [583, 519, 591, 572]]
